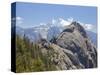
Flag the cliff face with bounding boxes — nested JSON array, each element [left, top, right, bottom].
[[15, 21, 97, 72], [40, 21, 97, 70]]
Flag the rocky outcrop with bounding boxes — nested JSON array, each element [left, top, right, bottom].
[[39, 21, 97, 70], [39, 42, 84, 70], [56, 21, 97, 68]]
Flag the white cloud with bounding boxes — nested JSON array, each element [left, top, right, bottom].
[[39, 23, 46, 25], [84, 24, 94, 30], [51, 18, 71, 26], [51, 17, 96, 33], [78, 21, 96, 33], [12, 16, 23, 25], [52, 18, 56, 25], [16, 16, 23, 21], [12, 16, 23, 21], [51, 17, 73, 27], [16, 16, 23, 24], [59, 18, 71, 26], [59, 17, 74, 26], [67, 17, 74, 22]]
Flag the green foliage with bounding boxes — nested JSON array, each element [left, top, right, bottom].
[[16, 35, 57, 72]]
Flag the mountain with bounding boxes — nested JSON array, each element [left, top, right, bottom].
[[24, 28, 42, 43], [47, 26, 61, 42], [16, 21, 97, 71], [16, 23, 62, 42], [16, 26, 24, 37], [38, 21, 97, 69], [16, 18, 97, 46], [55, 21, 97, 68], [39, 41, 84, 70], [86, 30, 97, 46], [26, 24, 50, 39], [16, 21, 97, 47], [16, 26, 42, 43]]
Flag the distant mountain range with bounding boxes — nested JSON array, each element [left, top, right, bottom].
[[86, 30, 97, 46], [16, 21, 97, 46]]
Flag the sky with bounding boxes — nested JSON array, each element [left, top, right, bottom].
[[14, 2, 97, 33]]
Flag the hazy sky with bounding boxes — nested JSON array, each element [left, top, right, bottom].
[[14, 2, 97, 33]]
